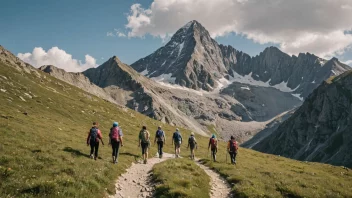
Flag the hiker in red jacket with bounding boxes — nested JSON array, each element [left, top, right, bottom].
[[227, 136, 238, 165], [208, 134, 218, 162], [87, 122, 104, 160], [109, 122, 124, 164]]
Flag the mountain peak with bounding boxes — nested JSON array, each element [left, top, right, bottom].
[[182, 20, 201, 29]]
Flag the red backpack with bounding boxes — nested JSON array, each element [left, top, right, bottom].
[[210, 138, 217, 149], [110, 127, 120, 141], [229, 140, 238, 152]]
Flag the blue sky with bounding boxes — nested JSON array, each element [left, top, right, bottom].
[[1, 0, 352, 71]]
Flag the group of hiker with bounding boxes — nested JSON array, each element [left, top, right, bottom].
[[86, 122, 239, 165]]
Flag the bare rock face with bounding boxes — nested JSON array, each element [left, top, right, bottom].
[[0, 45, 39, 75], [252, 71, 352, 167], [131, 21, 350, 99]]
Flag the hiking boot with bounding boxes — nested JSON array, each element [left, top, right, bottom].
[[144, 159, 147, 164], [90, 154, 94, 159], [159, 154, 163, 159]]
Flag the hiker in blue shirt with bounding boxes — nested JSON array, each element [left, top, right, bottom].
[[172, 128, 182, 158], [154, 126, 165, 158]]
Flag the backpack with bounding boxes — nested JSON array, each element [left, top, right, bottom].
[[140, 130, 149, 143], [173, 132, 181, 143], [110, 127, 120, 141], [90, 127, 98, 143], [189, 136, 196, 147], [229, 140, 238, 153], [156, 130, 164, 142], [210, 138, 217, 149]]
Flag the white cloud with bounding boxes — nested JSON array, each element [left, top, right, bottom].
[[124, 0, 352, 58], [107, 32, 115, 37], [17, 47, 98, 72], [107, 29, 127, 37], [114, 29, 127, 37]]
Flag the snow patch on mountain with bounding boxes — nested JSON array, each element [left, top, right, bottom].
[[157, 82, 205, 96], [178, 42, 184, 58], [292, 93, 304, 101], [231, 71, 298, 93], [241, 86, 251, 91], [151, 73, 176, 84], [141, 68, 149, 76]]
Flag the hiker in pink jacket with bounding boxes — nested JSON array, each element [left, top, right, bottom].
[[109, 122, 124, 164]]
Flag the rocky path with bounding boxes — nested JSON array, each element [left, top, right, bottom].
[[196, 161, 232, 198], [109, 153, 232, 198]]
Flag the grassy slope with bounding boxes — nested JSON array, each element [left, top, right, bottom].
[[1, 61, 352, 198], [0, 62, 202, 197], [201, 147, 352, 197], [152, 158, 210, 198]]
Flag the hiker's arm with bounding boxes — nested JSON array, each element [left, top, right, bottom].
[[98, 130, 104, 145], [120, 137, 124, 146], [120, 130, 124, 146]]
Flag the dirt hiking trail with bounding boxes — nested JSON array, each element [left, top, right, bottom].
[[109, 153, 232, 198], [195, 161, 232, 198]]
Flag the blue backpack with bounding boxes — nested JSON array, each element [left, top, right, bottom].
[[156, 130, 164, 141], [173, 132, 181, 142], [90, 127, 98, 143]]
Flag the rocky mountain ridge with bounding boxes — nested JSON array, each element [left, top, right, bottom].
[[251, 71, 352, 167], [131, 20, 350, 98]]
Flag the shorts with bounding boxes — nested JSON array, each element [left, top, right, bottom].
[[174, 141, 181, 149], [190, 144, 196, 150], [141, 142, 149, 154]]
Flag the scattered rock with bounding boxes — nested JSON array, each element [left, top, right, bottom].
[[19, 96, 26, 101], [0, 89, 6, 92]]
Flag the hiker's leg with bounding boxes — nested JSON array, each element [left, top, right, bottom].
[[111, 143, 115, 162], [157, 141, 161, 155], [115, 142, 120, 161], [90, 143, 94, 156], [232, 153, 236, 164], [159, 141, 164, 155], [229, 152, 234, 163], [233, 152, 237, 164], [141, 144, 145, 160], [95, 142, 99, 159], [146, 147, 149, 160]]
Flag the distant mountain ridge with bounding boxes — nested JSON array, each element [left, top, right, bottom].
[[251, 71, 352, 167], [131, 20, 350, 98]]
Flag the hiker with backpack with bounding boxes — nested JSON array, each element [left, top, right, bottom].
[[208, 134, 218, 162], [139, 126, 150, 164], [87, 122, 104, 160], [227, 136, 238, 165], [172, 128, 183, 158], [154, 126, 165, 158], [109, 122, 123, 164], [187, 132, 197, 160]]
